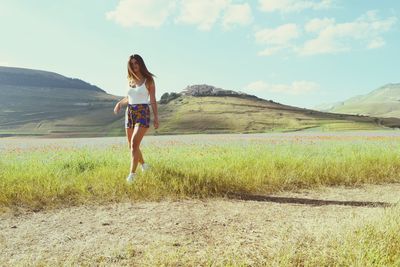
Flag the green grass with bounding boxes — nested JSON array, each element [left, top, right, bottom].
[[1, 138, 400, 211], [2, 137, 400, 266]]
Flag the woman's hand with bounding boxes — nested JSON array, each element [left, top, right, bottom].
[[113, 102, 121, 114], [154, 117, 159, 129]]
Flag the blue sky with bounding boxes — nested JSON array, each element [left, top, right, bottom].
[[0, 0, 399, 108]]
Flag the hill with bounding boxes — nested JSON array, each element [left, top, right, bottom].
[[316, 83, 400, 118], [1, 67, 400, 137], [0, 66, 123, 137], [154, 85, 400, 135], [0, 66, 105, 92]]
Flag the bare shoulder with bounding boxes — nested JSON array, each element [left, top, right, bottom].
[[146, 77, 155, 85], [146, 77, 155, 89]]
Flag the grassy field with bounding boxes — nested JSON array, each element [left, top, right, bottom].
[[1, 134, 400, 266], [1, 135, 400, 211]]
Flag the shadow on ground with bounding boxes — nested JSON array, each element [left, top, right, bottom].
[[227, 193, 392, 208]]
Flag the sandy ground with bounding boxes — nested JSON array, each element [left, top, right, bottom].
[[1, 183, 399, 266]]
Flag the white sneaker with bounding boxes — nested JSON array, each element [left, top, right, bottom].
[[126, 172, 136, 184], [141, 163, 150, 172]]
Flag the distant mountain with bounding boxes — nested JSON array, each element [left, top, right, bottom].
[[1, 66, 400, 138], [0, 66, 105, 92], [0, 66, 123, 137], [313, 101, 347, 112], [316, 83, 400, 118]]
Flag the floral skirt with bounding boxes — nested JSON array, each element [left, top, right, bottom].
[[125, 104, 150, 128]]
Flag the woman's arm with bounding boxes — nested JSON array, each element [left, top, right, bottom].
[[148, 79, 159, 129], [118, 96, 128, 107], [113, 96, 128, 114]]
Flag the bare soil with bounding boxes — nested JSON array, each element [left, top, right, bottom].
[[1, 183, 399, 266]]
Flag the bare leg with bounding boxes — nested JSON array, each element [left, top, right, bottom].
[[130, 126, 149, 173], [126, 128, 144, 164], [137, 148, 145, 165]]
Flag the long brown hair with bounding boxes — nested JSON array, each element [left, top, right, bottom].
[[127, 54, 155, 88]]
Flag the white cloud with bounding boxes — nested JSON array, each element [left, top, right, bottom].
[[107, 0, 254, 31], [255, 23, 300, 56], [368, 37, 385, 49], [244, 80, 319, 95], [258, 46, 284, 56], [299, 11, 397, 55], [256, 23, 300, 45], [305, 18, 335, 33], [106, 0, 177, 28], [174, 0, 230, 31], [222, 3, 253, 30], [259, 0, 332, 13]]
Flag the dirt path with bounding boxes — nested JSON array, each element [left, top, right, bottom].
[[1, 183, 400, 266]]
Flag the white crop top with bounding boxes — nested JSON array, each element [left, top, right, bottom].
[[127, 79, 150, 104]]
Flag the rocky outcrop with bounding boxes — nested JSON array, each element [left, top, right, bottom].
[[181, 84, 252, 97]]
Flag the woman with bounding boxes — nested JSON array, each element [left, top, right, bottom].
[[113, 54, 159, 183]]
